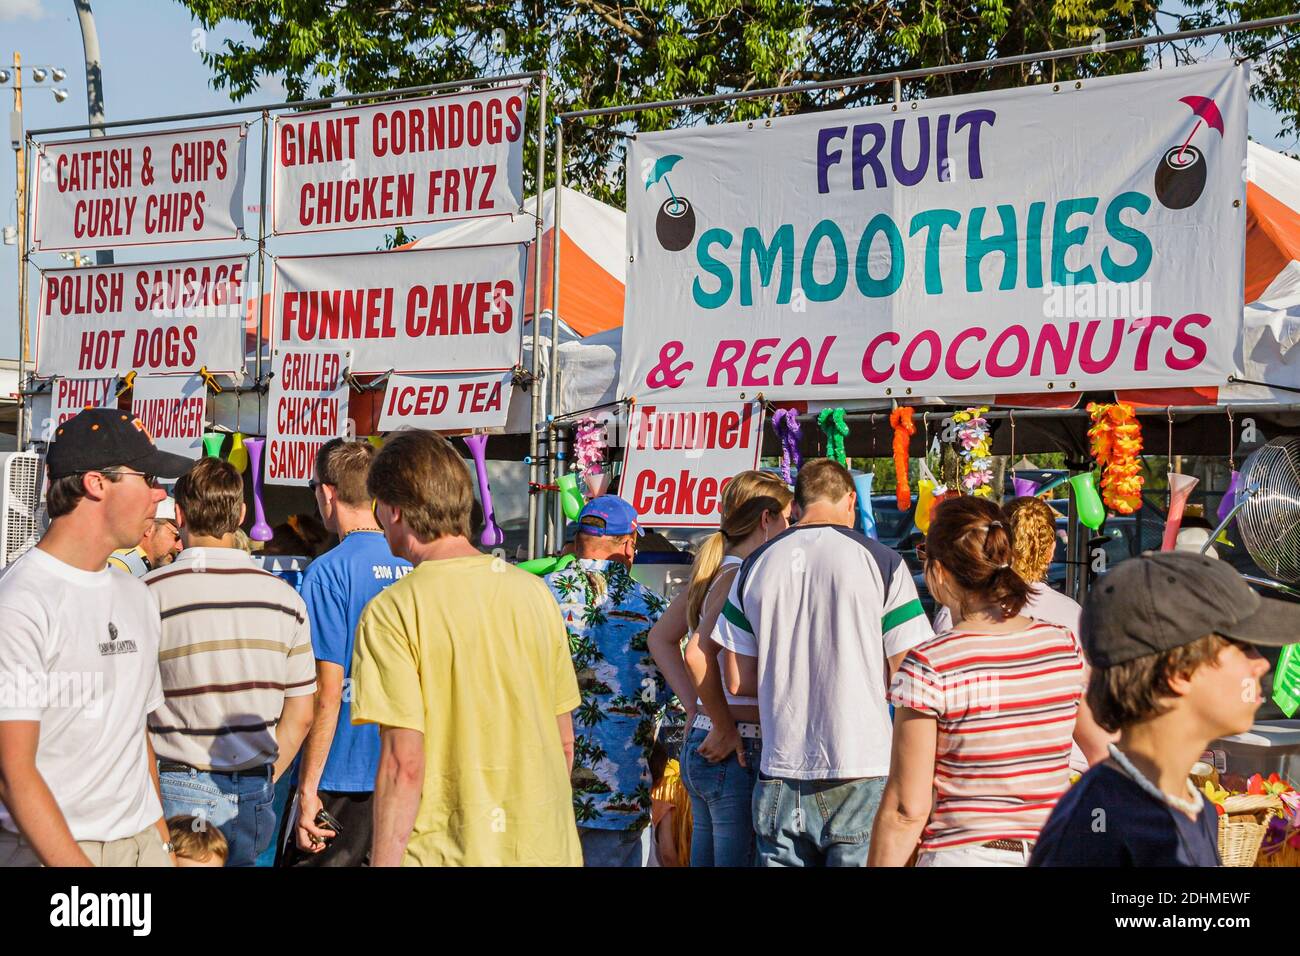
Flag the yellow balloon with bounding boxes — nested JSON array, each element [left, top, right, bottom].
[[227, 432, 249, 474], [914, 478, 936, 534]]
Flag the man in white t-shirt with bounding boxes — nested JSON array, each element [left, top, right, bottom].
[[713, 458, 933, 866], [0, 408, 193, 867]]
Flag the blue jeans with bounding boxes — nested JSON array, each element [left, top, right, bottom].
[[681, 725, 762, 867], [159, 764, 276, 868], [752, 774, 885, 867], [578, 826, 650, 867]]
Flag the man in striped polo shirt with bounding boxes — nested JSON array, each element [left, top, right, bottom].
[[712, 458, 933, 866], [144, 458, 316, 867]]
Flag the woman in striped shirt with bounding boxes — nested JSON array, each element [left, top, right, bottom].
[[868, 496, 1085, 867]]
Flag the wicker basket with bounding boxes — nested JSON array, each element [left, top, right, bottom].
[[1217, 794, 1282, 867]]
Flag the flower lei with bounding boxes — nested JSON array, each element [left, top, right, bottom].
[[1087, 402, 1144, 514], [771, 408, 803, 485], [817, 407, 848, 467], [952, 406, 993, 497], [890, 406, 915, 510], [574, 418, 607, 477]]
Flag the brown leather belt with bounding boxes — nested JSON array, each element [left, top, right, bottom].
[[983, 838, 1033, 853]]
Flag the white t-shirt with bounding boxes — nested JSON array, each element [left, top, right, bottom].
[[0, 547, 165, 842], [711, 524, 933, 779], [695, 556, 759, 710]]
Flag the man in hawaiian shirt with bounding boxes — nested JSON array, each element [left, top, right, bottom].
[[545, 496, 669, 867]]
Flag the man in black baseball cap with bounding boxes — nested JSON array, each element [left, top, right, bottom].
[[1031, 552, 1292, 867], [0, 407, 193, 867]]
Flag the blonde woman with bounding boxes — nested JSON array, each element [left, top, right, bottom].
[[647, 470, 792, 866], [933, 496, 1112, 767]]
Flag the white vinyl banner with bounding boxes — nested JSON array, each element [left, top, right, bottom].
[[266, 347, 351, 486], [619, 401, 764, 528], [273, 243, 526, 375], [31, 124, 247, 251], [272, 85, 527, 235], [377, 370, 513, 432], [36, 256, 249, 378], [131, 374, 206, 460], [622, 60, 1249, 402]]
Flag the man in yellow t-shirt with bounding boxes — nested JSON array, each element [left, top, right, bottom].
[[351, 430, 582, 866]]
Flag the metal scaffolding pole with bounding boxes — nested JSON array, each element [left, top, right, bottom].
[[548, 122, 565, 551], [527, 72, 549, 560]]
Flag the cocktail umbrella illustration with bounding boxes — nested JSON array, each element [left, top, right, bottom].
[[645, 154, 695, 251], [1155, 96, 1223, 209]]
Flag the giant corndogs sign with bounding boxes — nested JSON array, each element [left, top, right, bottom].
[[621, 60, 1247, 401]]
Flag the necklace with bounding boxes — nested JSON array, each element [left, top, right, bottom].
[[1107, 743, 1203, 817], [341, 527, 382, 541]]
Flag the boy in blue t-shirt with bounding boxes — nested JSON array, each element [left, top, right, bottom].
[[283, 439, 411, 867], [1031, 552, 1294, 867]]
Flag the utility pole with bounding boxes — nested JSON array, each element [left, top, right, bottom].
[[74, 0, 112, 266]]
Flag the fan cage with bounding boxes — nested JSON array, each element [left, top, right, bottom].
[[1237, 438, 1300, 585]]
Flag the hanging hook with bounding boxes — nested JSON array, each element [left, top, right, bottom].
[[1009, 408, 1016, 468], [1226, 406, 1236, 471], [1167, 407, 1175, 472]]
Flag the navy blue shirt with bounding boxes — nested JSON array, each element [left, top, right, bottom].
[[1030, 763, 1221, 867], [299, 531, 411, 793]]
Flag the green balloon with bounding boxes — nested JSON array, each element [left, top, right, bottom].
[[516, 554, 577, 576], [202, 432, 225, 459], [1069, 471, 1106, 530], [556, 472, 585, 521]]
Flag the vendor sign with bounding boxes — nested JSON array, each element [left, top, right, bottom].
[[36, 255, 248, 378], [32, 124, 247, 251], [377, 370, 513, 433], [131, 374, 206, 459], [622, 60, 1248, 402], [266, 347, 351, 486], [620, 401, 764, 527], [273, 242, 526, 375], [273, 85, 527, 235], [39, 375, 116, 441]]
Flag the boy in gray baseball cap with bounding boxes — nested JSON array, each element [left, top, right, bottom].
[[1031, 551, 1297, 866]]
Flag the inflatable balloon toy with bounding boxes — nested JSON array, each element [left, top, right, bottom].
[[228, 432, 249, 474], [202, 432, 225, 459], [853, 472, 877, 540], [555, 471, 586, 522], [243, 437, 274, 541], [517, 554, 578, 577], [463, 434, 505, 549], [1069, 471, 1106, 531], [1161, 472, 1199, 551]]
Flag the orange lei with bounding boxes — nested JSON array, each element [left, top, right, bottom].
[[1087, 402, 1144, 514], [890, 406, 915, 511]]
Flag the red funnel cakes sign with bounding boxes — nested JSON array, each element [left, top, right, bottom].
[[32, 124, 247, 251], [36, 255, 249, 377], [272, 242, 526, 375], [272, 85, 526, 235], [620, 401, 765, 528]]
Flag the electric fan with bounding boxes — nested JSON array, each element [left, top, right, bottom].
[[1207, 437, 1300, 716], [0, 451, 47, 568]]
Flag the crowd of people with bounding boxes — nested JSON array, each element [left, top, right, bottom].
[[0, 405, 1294, 867]]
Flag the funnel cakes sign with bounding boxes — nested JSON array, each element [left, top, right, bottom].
[[623, 60, 1248, 402]]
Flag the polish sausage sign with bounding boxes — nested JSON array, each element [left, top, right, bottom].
[[31, 124, 247, 251], [622, 60, 1248, 401], [272, 85, 527, 235], [619, 401, 765, 528], [36, 255, 249, 377], [272, 242, 526, 375]]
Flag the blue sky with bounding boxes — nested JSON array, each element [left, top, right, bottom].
[[2, 0, 1297, 362]]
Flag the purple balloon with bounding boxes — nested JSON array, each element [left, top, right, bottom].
[[1012, 477, 1042, 498], [1217, 470, 1242, 526]]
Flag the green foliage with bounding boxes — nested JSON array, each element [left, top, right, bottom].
[[179, 1, 1297, 205]]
